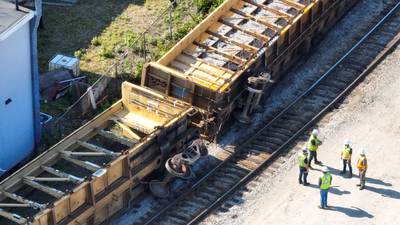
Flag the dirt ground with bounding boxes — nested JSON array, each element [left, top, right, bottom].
[[202, 44, 400, 224]]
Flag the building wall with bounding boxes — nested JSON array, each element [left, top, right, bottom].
[[0, 22, 34, 173]]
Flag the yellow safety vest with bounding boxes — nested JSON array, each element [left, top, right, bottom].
[[342, 147, 351, 160], [320, 173, 331, 190], [298, 153, 306, 168], [307, 135, 320, 151], [357, 156, 367, 171]]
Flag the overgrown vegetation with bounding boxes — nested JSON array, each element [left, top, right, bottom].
[[38, 0, 224, 141], [197, 0, 224, 14], [75, 0, 222, 83]]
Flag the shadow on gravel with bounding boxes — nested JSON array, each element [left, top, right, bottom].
[[323, 167, 393, 187], [309, 165, 344, 176], [324, 166, 343, 176], [326, 206, 374, 218], [365, 178, 393, 187], [321, 166, 392, 182], [305, 184, 351, 195], [364, 186, 400, 199]]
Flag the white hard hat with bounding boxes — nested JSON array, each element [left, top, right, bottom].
[[302, 147, 308, 154], [344, 139, 351, 145], [312, 129, 319, 136], [322, 166, 330, 173], [359, 148, 366, 155]]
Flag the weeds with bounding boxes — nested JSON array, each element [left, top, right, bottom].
[[76, 0, 222, 82]]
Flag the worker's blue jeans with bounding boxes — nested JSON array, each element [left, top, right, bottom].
[[299, 167, 308, 183], [320, 189, 329, 208]]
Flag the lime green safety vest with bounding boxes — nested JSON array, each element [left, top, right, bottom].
[[320, 173, 331, 190], [342, 146, 351, 160], [298, 153, 306, 168], [307, 135, 320, 151]]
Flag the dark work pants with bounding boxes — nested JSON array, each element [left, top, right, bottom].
[[308, 150, 318, 165], [342, 159, 352, 175], [299, 167, 308, 183]]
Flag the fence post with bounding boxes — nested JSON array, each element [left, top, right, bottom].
[[143, 33, 147, 62], [169, 5, 173, 40], [114, 64, 118, 78]]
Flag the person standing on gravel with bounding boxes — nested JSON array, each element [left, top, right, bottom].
[[298, 148, 310, 185], [340, 139, 353, 177], [357, 148, 368, 190], [307, 129, 322, 167], [318, 166, 332, 209]]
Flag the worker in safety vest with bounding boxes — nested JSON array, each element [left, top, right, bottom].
[[318, 166, 332, 209], [340, 139, 353, 177], [307, 129, 322, 167], [356, 148, 368, 190], [298, 148, 310, 185]]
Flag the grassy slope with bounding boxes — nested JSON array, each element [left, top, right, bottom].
[[38, 0, 221, 116]]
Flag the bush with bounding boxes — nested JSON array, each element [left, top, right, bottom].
[[100, 47, 114, 59], [124, 31, 143, 53], [91, 36, 101, 46], [173, 18, 200, 40], [133, 61, 144, 83], [197, 0, 224, 14], [74, 49, 85, 59]]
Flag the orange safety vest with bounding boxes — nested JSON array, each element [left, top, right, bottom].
[[357, 156, 367, 171]]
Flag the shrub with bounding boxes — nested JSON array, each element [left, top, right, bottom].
[[197, 0, 224, 14], [100, 47, 114, 59], [124, 31, 143, 53], [74, 49, 85, 59], [133, 61, 144, 83], [91, 36, 101, 46]]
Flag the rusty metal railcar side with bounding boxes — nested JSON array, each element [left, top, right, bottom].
[[0, 82, 198, 225], [141, 0, 359, 136]]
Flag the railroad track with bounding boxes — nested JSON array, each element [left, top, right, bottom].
[[134, 2, 400, 224]]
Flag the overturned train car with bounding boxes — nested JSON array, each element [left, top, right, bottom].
[[142, 0, 359, 136], [0, 0, 360, 224], [0, 83, 198, 225]]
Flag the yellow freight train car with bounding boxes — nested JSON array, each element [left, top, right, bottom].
[[141, 0, 359, 137], [0, 1, 360, 224], [0, 83, 198, 225]]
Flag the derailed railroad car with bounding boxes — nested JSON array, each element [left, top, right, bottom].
[[141, 0, 359, 137], [0, 83, 198, 225], [0, 0, 362, 224]]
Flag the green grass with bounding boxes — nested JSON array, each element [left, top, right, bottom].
[[38, 0, 223, 119]]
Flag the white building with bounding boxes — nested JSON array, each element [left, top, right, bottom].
[[0, 0, 42, 175]]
